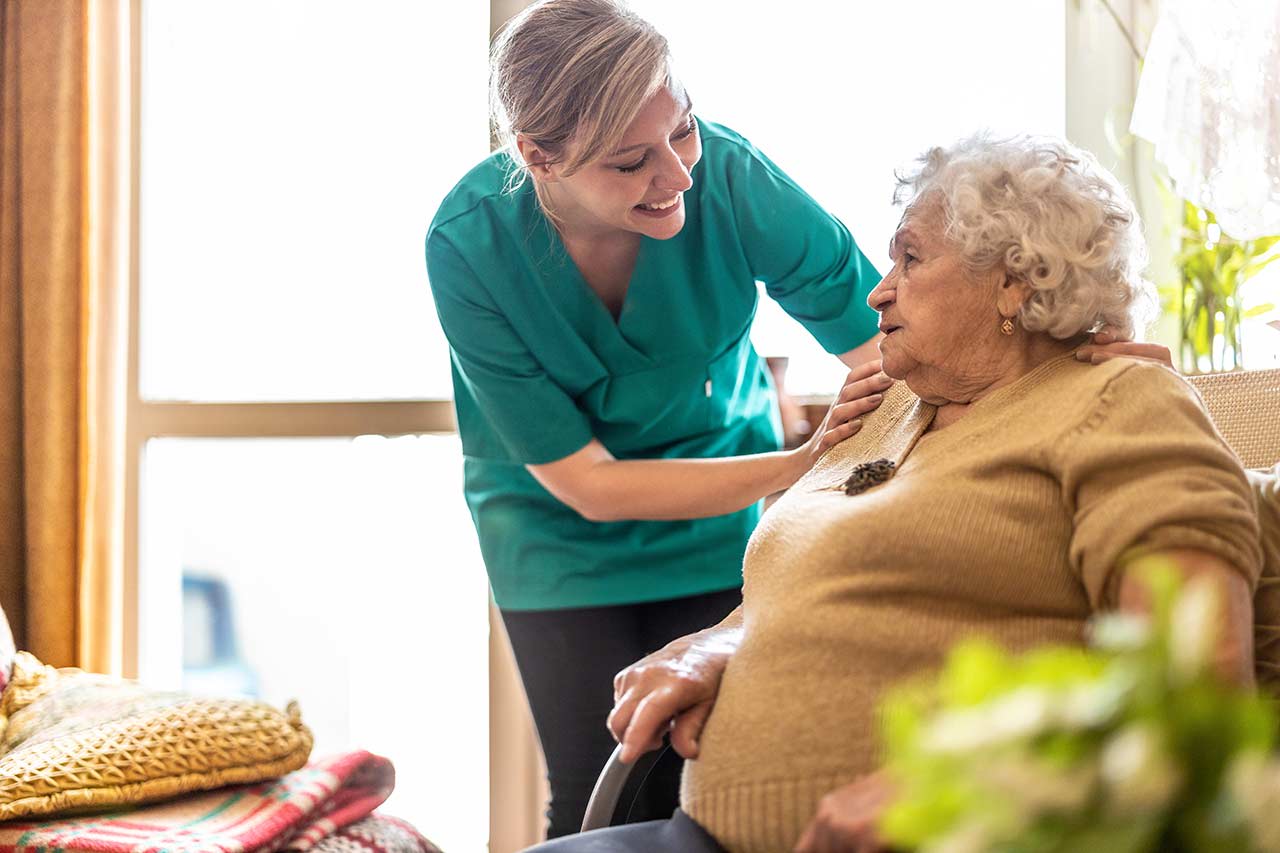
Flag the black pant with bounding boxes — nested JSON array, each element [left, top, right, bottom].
[[502, 587, 742, 840], [522, 809, 725, 852]]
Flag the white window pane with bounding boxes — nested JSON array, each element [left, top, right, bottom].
[[631, 0, 1066, 394], [138, 435, 488, 852], [139, 2, 487, 402], [1244, 267, 1280, 370]]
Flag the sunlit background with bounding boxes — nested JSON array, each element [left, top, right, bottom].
[[128, 2, 1278, 852]]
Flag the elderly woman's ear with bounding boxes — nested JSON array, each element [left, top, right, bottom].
[[994, 273, 1033, 326]]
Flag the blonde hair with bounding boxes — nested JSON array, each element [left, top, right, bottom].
[[490, 0, 672, 194], [894, 134, 1155, 339]]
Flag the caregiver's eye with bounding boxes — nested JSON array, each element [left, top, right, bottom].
[[617, 157, 647, 174]]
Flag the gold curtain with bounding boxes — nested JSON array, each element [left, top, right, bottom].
[[0, 0, 126, 671]]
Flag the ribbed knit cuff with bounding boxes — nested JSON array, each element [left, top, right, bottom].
[[683, 772, 852, 853]]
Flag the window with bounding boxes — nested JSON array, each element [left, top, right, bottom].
[[131, 3, 489, 851]]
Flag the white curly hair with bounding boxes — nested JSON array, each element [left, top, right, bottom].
[[893, 134, 1156, 339]]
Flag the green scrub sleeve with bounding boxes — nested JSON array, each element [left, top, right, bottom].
[[722, 141, 882, 355], [426, 233, 595, 465]]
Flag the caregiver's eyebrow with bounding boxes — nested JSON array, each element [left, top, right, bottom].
[[608, 108, 695, 156]]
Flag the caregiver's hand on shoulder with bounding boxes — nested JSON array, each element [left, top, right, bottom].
[[793, 770, 896, 853], [795, 360, 893, 468], [608, 621, 743, 764], [1075, 329, 1175, 370]]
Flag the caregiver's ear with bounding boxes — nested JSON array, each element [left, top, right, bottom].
[[994, 271, 1034, 315], [516, 135, 560, 183]]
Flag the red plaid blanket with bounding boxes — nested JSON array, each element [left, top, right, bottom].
[[0, 751, 438, 853]]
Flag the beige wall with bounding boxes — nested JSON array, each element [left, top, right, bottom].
[[489, 603, 549, 853]]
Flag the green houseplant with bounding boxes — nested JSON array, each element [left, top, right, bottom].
[[1164, 199, 1278, 374]]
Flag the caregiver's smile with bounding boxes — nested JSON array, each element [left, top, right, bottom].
[[543, 85, 702, 241], [633, 193, 683, 218]]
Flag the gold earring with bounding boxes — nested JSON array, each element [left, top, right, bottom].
[[1000, 317, 1015, 336]]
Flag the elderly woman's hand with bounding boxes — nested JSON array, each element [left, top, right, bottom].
[[793, 770, 896, 853], [608, 610, 744, 764], [1075, 330, 1175, 370]]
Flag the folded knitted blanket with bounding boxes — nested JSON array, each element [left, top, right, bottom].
[[0, 751, 440, 852]]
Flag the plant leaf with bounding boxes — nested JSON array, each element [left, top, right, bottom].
[[1242, 252, 1280, 281]]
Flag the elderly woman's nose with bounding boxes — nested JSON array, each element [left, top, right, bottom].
[[867, 277, 896, 310]]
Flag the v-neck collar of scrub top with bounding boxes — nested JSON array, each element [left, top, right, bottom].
[[522, 186, 675, 375]]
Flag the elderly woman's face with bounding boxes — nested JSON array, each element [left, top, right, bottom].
[[867, 204, 1004, 386]]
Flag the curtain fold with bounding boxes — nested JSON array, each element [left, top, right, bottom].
[[80, 0, 129, 677], [0, 0, 91, 668]]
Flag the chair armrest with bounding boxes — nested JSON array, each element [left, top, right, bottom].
[[580, 744, 637, 832]]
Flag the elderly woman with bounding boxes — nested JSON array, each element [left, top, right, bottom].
[[526, 135, 1262, 853]]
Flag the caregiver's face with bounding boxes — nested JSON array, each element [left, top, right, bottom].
[[555, 84, 701, 241], [867, 203, 1000, 384]]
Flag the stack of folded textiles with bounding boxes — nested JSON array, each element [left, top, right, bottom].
[[0, 650, 442, 852]]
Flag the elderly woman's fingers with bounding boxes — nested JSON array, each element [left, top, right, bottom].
[[620, 689, 680, 763], [613, 670, 626, 700], [794, 773, 896, 853], [607, 685, 641, 743], [794, 819, 858, 853], [792, 821, 835, 852], [668, 700, 714, 759], [613, 662, 641, 701], [791, 823, 821, 852]]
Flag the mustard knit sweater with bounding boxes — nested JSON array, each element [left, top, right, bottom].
[[681, 354, 1262, 853]]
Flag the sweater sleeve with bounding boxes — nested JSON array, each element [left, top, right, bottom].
[[1250, 464, 1280, 691], [426, 231, 594, 465], [1055, 362, 1262, 610], [1253, 464, 1280, 579]]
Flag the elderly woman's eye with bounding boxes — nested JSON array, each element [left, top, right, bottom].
[[904, 253, 918, 267]]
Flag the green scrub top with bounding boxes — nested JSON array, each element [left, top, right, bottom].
[[426, 119, 880, 611]]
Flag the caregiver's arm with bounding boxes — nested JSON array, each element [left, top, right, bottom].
[[1115, 548, 1255, 685], [838, 335, 885, 370], [609, 605, 744, 763], [529, 360, 892, 522]]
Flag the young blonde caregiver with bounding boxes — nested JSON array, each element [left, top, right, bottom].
[[426, 1, 884, 837]]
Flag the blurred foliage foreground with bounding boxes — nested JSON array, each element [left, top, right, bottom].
[[880, 563, 1280, 853]]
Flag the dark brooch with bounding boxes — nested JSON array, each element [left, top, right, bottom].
[[842, 458, 896, 496]]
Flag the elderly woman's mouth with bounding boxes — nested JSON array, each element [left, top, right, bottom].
[[879, 324, 901, 335]]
